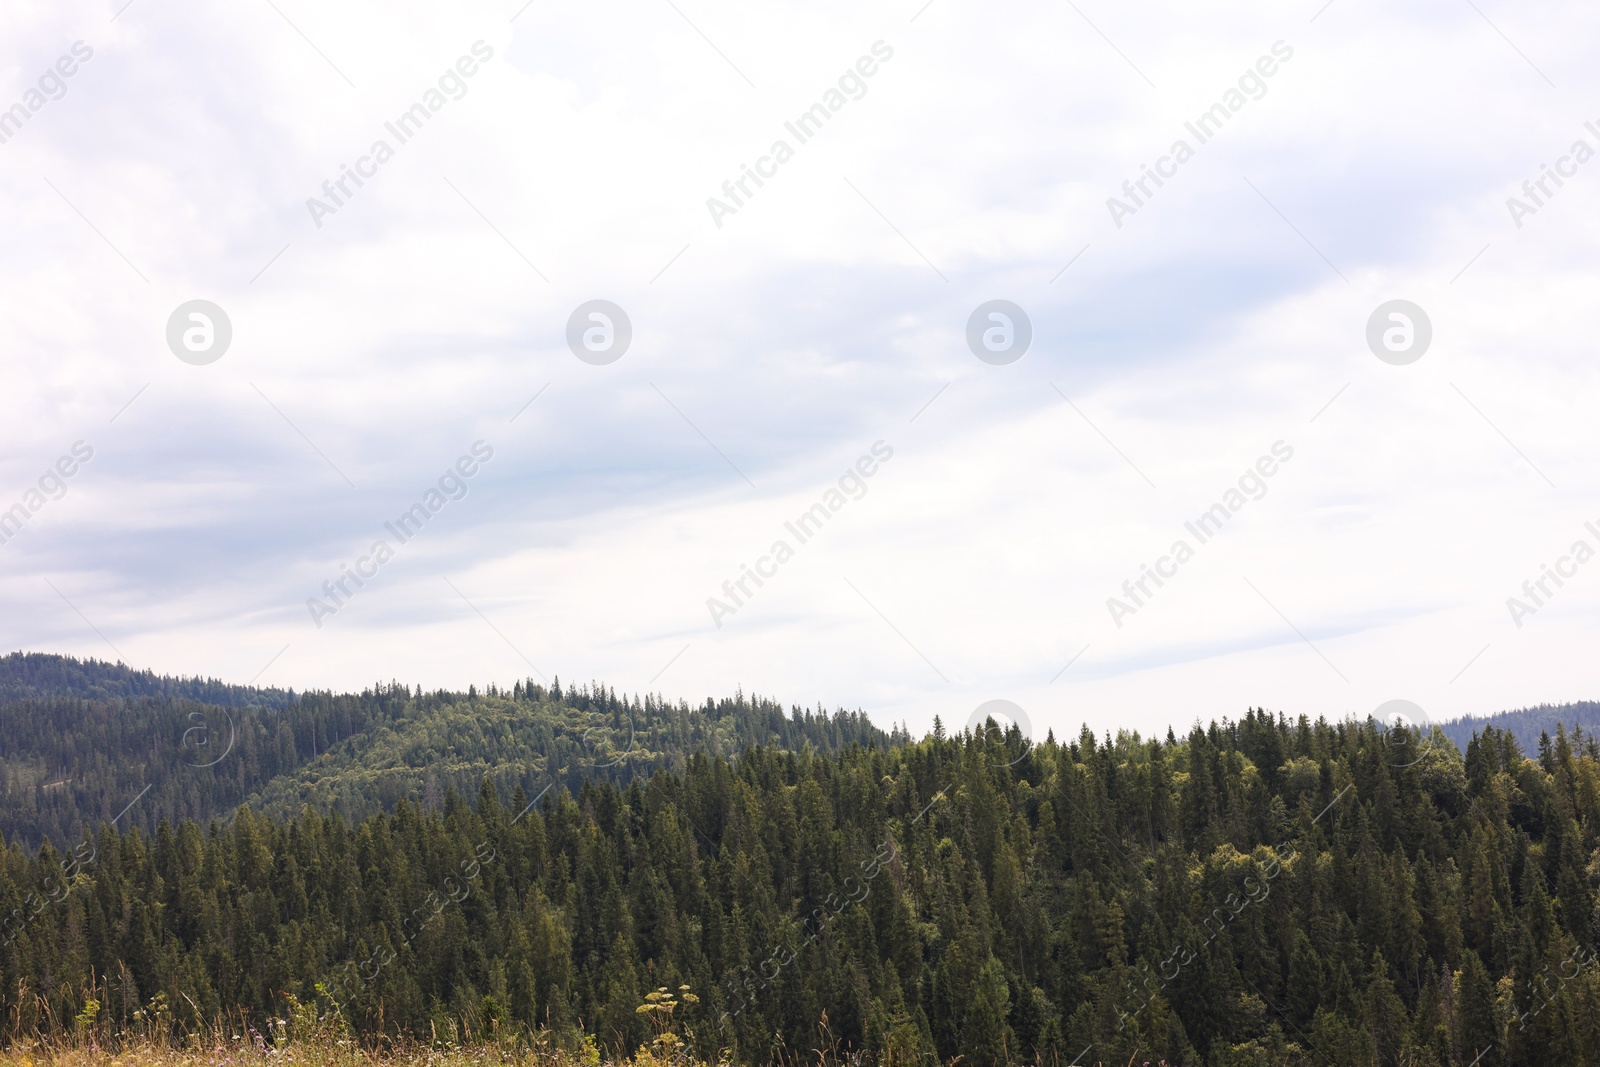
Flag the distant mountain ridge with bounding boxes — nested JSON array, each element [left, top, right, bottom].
[[0, 650, 296, 708], [1439, 700, 1600, 756], [0, 652, 900, 848], [8, 651, 1597, 850]]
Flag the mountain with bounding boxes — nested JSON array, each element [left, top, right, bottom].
[[1440, 701, 1600, 758], [0, 650, 296, 708], [0, 652, 900, 848]]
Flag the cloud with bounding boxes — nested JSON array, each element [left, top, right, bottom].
[[2, 0, 1598, 742]]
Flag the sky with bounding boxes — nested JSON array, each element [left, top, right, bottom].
[[2, 0, 1598, 746]]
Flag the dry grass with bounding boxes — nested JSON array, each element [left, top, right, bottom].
[[0, 989, 719, 1067], [0, 1034, 695, 1067], [0, 986, 934, 1067]]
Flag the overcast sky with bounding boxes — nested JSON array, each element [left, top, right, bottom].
[[3, 0, 1597, 744]]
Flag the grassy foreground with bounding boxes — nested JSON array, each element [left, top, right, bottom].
[[0, 1044, 666, 1067], [0, 990, 730, 1067], [0, 1024, 711, 1067], [0, 988, 1068, 1067]]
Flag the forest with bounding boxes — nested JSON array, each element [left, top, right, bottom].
[[1, 655, 1598, 1067], [0, 653, 896, 848]]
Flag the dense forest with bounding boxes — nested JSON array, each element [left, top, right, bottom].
[[0, 654, 297, 709], [0, 653, 896, 848], [2, 691, 1599, 1066], [1441, 702, 1600, 758]]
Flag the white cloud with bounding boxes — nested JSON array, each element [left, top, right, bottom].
[[2, 0, 1598, 744]]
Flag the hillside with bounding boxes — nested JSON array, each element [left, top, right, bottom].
[[2, 710, 1597, 1065], [0, 651, 297, 708], [0, 653, 899, 848], [1441, 702, 1600, 759]]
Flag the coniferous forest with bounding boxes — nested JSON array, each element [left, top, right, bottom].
[[3, 655, 1600, 1066]]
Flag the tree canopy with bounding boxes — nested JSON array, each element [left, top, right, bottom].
[[3, 700, 1598, 1067]]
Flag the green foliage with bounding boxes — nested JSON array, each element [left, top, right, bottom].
[[4, 679, 1600, 1065], [1441, 703, 1600, 759], [0, 654, 895, 848]]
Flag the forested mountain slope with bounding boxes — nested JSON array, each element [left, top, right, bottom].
[[0, 652, 296, 708], [1442, 702, 1600, 759], [2, 712, 1598, 1066], [0, 653, 896, 847]]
